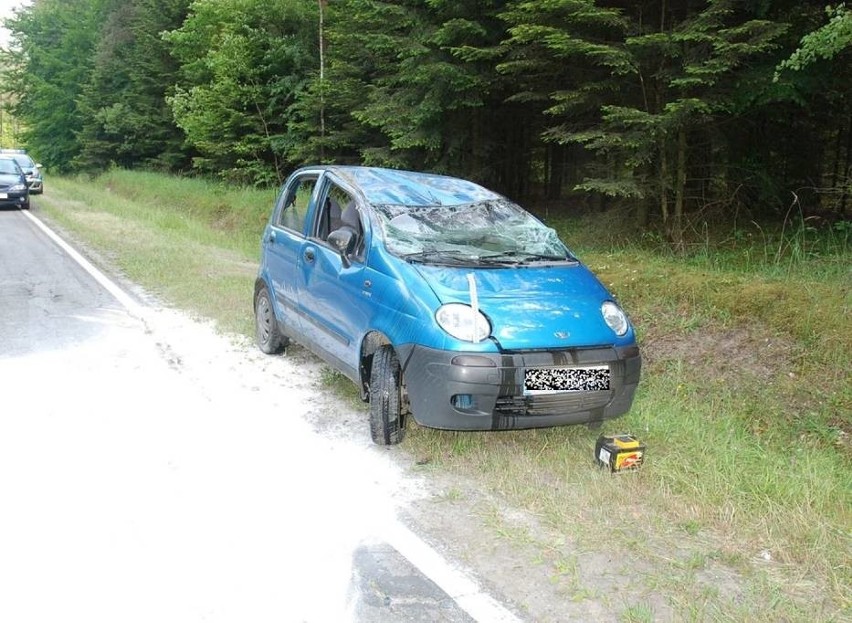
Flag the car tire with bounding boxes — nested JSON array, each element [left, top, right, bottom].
[[255, 285, 287, 354], [21, 200, 29, 210], [369, 345, 406, 445]]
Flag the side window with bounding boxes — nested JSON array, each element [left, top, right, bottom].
[[315, 184, 354, 241], [315, 182, 367, 262], [276, 176, 317, 233]]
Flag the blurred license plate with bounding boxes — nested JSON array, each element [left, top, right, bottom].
[[524, 366, 610, 393], [0, 193, 7, 199]]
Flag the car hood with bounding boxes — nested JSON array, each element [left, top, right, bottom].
[[0, 173, 23, 186], [412, 263, 631, 349]]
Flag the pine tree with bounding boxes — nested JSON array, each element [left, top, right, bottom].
[[502, 0, 789, 246], [294, 0, 523, 192], [75, 0, 192, 171]]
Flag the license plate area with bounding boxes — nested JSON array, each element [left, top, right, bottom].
[[524, 365, 610, 394]]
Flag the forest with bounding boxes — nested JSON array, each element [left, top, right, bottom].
[[2, 0, 850, 247]]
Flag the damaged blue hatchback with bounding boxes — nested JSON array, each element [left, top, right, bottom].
[[255, 166, 641, 444]]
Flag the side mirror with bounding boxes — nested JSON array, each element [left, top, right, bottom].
[[327, 228, 356, 266]]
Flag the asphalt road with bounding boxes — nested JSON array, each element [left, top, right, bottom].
[[0, 206, 520, 623]]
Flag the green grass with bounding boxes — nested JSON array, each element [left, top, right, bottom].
[[35, 169, 851, 621], [42, 171, 275, 335]]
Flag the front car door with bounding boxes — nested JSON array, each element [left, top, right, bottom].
[[294, 174, 372, 380]]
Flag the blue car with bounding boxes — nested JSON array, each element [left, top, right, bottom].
[[255, 166, 641, 444]]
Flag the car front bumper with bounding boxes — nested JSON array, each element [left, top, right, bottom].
[[0, 191, 29, 208], [26, 178, 43, 193], [398, 344, 641, 431]]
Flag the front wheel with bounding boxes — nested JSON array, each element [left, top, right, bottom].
[[368, 345, 406, 445], [255, 285, 287, 354]]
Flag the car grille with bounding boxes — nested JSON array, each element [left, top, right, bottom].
[[495, 390, 613, 417]]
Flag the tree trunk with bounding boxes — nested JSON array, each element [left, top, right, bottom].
[[318, 0, 327, 160], [546, 143, 565, 200], [659, 137, 669, 225], [841, 110, 852, 216], [636, 194, 649, 228], [672, 127, 686, 252]]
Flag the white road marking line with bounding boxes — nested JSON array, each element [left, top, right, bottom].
[[22, 210, 144, 316], [386, 522, 524, 622]]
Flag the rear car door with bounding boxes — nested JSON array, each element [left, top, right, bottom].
[[262, 172, 319, 333]]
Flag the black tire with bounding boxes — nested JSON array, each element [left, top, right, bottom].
[[368, 345, 406, 445], [255, 286, 287, 354], [21, 200, 29, 210]]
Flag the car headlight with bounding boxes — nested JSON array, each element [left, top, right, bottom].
[[601, 301, 629, 336], [436, 303, 491, 342], [10, 183, 26, 191]]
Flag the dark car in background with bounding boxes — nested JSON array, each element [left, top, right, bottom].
[[0, 149, 43, 194], [0, 156, 30, 210]]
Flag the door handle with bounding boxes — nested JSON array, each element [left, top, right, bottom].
[[304, 248, 315, 263]]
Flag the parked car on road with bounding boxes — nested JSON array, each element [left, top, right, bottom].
[[0, 149, 43, 194], [0, 156, 30, 210], [254, 166, 641, 444]]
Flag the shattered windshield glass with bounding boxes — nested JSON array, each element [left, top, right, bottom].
[[374, 199, 574, 266]]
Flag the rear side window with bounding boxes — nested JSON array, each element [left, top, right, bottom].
[[276, 176, 317, 233]]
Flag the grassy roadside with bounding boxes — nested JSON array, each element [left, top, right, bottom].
[[37, 170, 850, 621]]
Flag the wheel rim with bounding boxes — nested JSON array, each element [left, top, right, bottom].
[[256, 294, 273, 345]]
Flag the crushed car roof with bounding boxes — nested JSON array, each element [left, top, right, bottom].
[[318, 165, 502, 207]]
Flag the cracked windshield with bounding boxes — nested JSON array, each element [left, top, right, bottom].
[[375, 199, 574, 265]]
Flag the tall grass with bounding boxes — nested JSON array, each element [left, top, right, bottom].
[[43, 170, 276, 334], [36, 170, 851, 621]]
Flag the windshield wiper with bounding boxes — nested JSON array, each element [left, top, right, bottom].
[[401, 249, 474, 266], [516, 253, 577, 264], [472, 251, 526, 266], [474, 251, 575, 265], [401, 249, 576, 267]]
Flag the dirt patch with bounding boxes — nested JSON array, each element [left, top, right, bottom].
[[641, 325, 799, 385]]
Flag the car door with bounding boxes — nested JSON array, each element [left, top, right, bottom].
[[295, 176, 371, 379], [262, 172, 319, 334]]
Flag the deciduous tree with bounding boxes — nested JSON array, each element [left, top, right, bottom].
[[165, 0, 318, 184], [3, 0, 106, 170]]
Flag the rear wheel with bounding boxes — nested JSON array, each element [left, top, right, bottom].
[[255, 285, 287, 354], [368, 345, 406, 445]]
